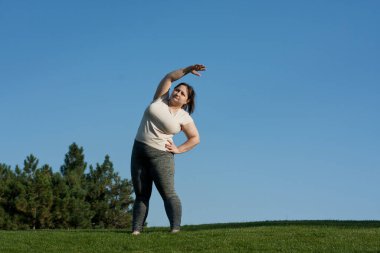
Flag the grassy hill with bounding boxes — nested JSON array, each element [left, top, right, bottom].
[[1, 220, 379, 252]]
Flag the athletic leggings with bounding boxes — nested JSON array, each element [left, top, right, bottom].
[[131, 140, 182, 232]]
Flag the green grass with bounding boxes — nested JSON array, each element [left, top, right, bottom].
[[1, 221, 380, 252]]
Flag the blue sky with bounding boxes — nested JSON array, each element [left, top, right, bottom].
[[1, 1, 379, 227]]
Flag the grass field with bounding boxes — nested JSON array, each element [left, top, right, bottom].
[[0, 220, 379, 252]]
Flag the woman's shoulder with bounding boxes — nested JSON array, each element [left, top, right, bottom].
[[178, 108, 193, 123], [152, 93, 169, 104]]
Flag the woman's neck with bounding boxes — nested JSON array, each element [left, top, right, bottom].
[[168, 99, 182, 110]]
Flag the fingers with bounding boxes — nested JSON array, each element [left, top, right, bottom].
[[193, 64, 206, 71], [165, 140, 173, 150], [191, 70, 201, 76], [165, 140, 179, 153], [189, 64, 206, 77]]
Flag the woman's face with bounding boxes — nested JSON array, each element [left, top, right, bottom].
[[170, 85, 189, 107]]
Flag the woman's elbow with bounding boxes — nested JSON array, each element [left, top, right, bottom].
[[194, 136, 200, 145]]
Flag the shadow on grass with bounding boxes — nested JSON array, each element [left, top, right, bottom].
[[176, 220, 380, 232]]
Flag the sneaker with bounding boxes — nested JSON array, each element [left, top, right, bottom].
[[132, 231, 141, 235]]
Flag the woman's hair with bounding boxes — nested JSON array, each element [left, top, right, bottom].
[[174, 82, 196, 114]]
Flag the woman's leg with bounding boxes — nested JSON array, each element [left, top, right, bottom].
[[131, 142, 153, 232], [151, 152, 182, 231]]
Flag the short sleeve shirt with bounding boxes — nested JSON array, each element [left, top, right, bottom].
[[135, 94, 194, 151]]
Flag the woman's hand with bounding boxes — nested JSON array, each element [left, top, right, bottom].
[[165, 140, 180, 154], [165, 122, 200, 154], [189, 64, 206, 76]]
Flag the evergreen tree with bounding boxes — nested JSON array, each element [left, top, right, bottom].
[[107, 173, 134, 228], [51, 171, 70, 228], [86, 155, 133, 228], [10, 155, 54, 229], [0, 163, 14, 229], [33, 164, 54, 228], [60, 143, 87, 187], [86, 162, 111, 228], [60, 143, 93, 228], [4, 164, 29, 229], [1, 143, 134, 230], [22, 154, 39, 229]]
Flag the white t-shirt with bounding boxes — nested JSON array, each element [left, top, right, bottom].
[[135, 94, 194, 151]]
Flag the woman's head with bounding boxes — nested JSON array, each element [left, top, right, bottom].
[[171, 82, 196, 114]]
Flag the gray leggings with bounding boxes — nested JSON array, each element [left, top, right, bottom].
[[131, 140, 182, 231]]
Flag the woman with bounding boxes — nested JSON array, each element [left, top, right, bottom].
[[131, 64, 206, 235]]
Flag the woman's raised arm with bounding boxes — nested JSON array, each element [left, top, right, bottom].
[[153, 64, 206, 100]]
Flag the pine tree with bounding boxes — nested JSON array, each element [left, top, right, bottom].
[[107, 173, 134, 228], [51, 171, 70, 228], [60, 143, 93, 228], [11, 155, 54, 229], [0, 163, 14, 229], [86, 162, 111, 228], [1, 143, 134, 230], [22, 154, 39, 229], [5, 164, 29, 229], [86, 155, 133, 228], [34, 164, 54, 228]]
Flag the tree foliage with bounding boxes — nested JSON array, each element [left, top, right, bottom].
[[0, 143, 134, 230]]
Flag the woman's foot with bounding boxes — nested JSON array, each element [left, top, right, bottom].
[[132, 231, 141, 235], [170, 229, 180, 234]]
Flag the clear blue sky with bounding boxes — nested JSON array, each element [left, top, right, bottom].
[[1, 1, 379, 227]]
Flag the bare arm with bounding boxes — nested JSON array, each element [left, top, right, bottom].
[[165, 122, 200, 154], [153, 64, 206, 100]]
